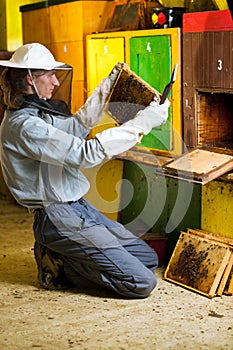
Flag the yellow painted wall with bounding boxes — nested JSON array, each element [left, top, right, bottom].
[[82, 160, 124, 221], [0, 0, 38, 51], [0, 0, 7, 49], [84, 33, 126, 221]]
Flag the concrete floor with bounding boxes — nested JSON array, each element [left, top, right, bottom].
[[0, 199, 232, 350]]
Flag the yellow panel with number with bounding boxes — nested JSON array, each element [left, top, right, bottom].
[[85, 35, 125, 220], [86, 36, 125, 136], [86, 37, 125, 95]]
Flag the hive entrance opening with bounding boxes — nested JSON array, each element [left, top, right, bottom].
[[196, 90, 233, 150]]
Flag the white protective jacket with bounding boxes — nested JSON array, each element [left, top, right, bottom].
[[0, 75, 169, 209]]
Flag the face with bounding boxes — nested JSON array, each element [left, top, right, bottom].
[[30, 70, 60, 99]]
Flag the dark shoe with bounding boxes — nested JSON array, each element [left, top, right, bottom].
[[34, 241, 72, 290]]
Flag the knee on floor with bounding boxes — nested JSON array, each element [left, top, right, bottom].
[[119, 271, 157, 299]]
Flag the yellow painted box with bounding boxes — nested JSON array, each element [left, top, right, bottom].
[[202, 178, 233, 239]]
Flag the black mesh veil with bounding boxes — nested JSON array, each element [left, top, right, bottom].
[[24, 65, 74, 117], [52, 65, 73, 111]]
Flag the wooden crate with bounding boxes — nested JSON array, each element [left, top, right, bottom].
[[50, 41, 84, 81], [49, 1, 113, 42], [164, 228, 233, 298], [20, 4, 51, 45]]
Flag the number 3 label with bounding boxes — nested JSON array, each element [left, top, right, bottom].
[[217, 59, 223, 71]]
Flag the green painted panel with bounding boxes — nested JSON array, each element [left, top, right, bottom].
[[120, 161, 202, 258], [130, 35, 172, 150]]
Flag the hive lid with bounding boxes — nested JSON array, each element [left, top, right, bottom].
[[158, 147, 233, 184]]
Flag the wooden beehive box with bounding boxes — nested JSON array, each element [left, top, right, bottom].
[[182, 10, 233, 149], [164, 228, 233, 298], [107, 64, 159, 124]]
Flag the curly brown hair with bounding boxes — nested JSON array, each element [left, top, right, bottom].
[[0, 67, 29, 109]]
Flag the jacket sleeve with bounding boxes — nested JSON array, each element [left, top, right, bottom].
[[9, 116, 107, 169], [96, 99, 170, 157], [74, 63, 122, 128]]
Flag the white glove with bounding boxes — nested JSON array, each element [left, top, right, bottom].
[[126, 98, 170, 134], [96, 97, 170, 157], [75, 63, 124, 128]]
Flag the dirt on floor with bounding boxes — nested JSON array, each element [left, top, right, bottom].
[[0, 199, 232, 350]]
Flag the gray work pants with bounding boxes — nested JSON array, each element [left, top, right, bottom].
[[33, 199, 158, 298]]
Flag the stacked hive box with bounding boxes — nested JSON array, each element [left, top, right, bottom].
[[182, 10, 233, 240]]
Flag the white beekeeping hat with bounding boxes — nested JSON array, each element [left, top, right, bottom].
[[0, 43, 69, 70]]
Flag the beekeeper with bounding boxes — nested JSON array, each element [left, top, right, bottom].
[[0, 43, 169, 298]]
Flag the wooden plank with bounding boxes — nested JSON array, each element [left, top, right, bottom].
[[164, 230, 232, 298], [21, 7, 51, 45], [224, 266, 233, 295], [182, 33, 196, 148], [115, 148, 172, 166], [187, 228, 233, 246], [222, 31, 233, 88], [208, 250, 232, 297], [216, 252, 233, 296]]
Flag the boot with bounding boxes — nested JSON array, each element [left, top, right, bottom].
[[33, 241, 72, 290]]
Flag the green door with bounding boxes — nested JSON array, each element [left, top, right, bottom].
[[130, 35, 172, 151]]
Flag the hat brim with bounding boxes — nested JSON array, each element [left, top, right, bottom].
[[0, 60, 71, 70]]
